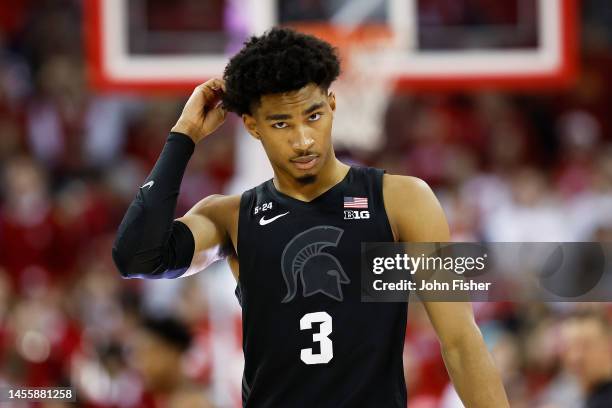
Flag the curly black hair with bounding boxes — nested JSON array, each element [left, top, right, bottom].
[[141, 315, 192, 352], [222, 27, 341, 116]]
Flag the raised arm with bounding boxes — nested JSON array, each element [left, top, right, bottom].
[[112, 79, 231, 279], [383, 174, 509, 408]]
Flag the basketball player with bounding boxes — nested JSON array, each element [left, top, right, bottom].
[[113, 28, 509, 407]]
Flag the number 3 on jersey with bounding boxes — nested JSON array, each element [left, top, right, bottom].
[[300, 312, 333, 364]]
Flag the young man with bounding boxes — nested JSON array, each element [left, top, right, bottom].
[[113, 28, 509, 407], [130, 316, 214, 408], [561, 311, 612, 408]]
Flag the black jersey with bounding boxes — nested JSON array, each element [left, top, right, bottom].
[[236, 166, 407, 407]]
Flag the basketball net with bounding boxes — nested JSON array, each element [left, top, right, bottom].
[[289, 23, 397, 152]]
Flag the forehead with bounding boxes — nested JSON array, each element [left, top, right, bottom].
[[255, 83, 326, 116], [133, 329, 169, 350]]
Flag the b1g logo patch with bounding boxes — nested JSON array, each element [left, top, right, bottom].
[[344, 210, 370, 220]]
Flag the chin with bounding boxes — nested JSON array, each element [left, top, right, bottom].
[[289, 161, 322, 185], [295, 174, 317, 185]]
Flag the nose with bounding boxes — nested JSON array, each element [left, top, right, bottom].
[[291, 126, 314, 152]]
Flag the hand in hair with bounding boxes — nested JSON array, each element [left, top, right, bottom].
[[172, 78, 227, 143]]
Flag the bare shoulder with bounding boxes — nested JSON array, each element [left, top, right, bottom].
[[382, 174, 439, 213], [382, 173, 450, 241], [182, 194, 241, 239], [186, 194, 240, 219], [383, 174, 433, 199]]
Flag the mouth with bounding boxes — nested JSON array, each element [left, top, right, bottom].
[[290, 154, 319, 170]]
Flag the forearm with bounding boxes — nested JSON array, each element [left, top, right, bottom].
[[112, 132, 196, 279], [441, 329, 509, 408]]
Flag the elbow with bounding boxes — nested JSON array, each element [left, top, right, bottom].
[[112, 245, 138, 278], [442, 325, 485, 353], [111, 220, 194, 279], [111, 243, 157, 279], [112, 226, 164, 278], [112, 223, 149, 278], [111, 245, 186, 279]]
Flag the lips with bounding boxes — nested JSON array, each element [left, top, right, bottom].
[[291, 155, 319, 170]]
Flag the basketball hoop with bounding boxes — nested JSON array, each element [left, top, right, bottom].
[[85, 0, 576, 94], [287, 23, 397, 152]]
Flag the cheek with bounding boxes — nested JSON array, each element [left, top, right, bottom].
[[317, 119, 333, 143], [323, 113, 334, 130], [259, 133, 288, 158]]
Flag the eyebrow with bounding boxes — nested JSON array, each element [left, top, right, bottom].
[[265, 102, 325, 121]]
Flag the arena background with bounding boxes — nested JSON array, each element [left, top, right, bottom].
[[0, 1, 611, 407]]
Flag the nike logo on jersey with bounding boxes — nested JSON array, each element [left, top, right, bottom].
[[259, 212, 290, 226], [141, 180, 155, 189]]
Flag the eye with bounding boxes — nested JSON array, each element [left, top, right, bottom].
[[308, 113, 322, 121], [272, 122, 288, 129]]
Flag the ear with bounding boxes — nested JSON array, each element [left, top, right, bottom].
[[242, 114, 260, 140], [328, 91, 336, 112]]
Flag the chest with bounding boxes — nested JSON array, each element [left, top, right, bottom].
[[243, 200, 385, 256]]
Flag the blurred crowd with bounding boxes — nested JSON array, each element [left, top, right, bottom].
[[0, 1, 611, 407]]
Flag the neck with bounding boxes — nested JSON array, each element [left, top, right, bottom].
[[273, 155, 349, 202]]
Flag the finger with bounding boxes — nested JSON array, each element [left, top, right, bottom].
[[193, 78, 222, 101], [203, 86, 226, 107], [196, 83, 217, 102], [185, 80, 224, 118], [204, 104, 228, 131], [212, 104, 227, 120], [203, 92, 223, 115], [202, 78, 224, 92]]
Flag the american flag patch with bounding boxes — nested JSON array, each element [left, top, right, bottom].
[[344, 196, 368, 209]]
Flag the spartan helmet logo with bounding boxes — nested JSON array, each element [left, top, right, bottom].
[[281, 226, 350, 303]]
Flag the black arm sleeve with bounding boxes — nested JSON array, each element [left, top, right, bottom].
[[112, 132, 197, 279]]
